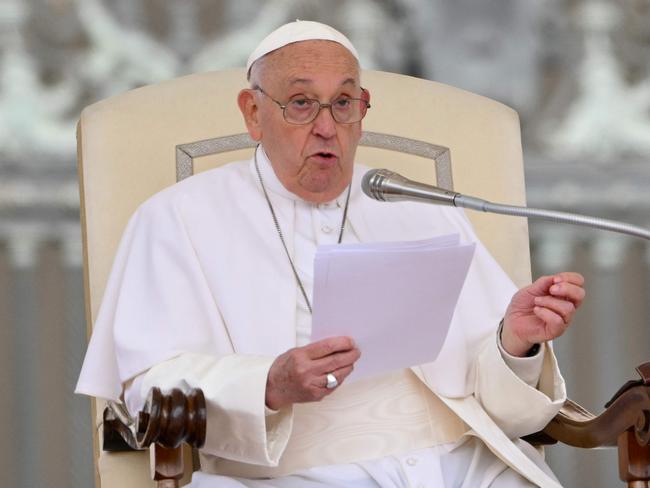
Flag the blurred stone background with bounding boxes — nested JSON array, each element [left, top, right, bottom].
[[0, 0, 648, 486]]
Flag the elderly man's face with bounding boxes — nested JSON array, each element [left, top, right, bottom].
[[238, 41, 367, 203]]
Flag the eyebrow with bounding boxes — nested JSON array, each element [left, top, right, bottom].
[[288, 77, 358, 87]]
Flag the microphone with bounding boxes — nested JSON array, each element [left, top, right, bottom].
[[361, 168, 460, 206], [361, 168, 650, 241]]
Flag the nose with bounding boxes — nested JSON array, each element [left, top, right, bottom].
[[311, 105, 337, 139]]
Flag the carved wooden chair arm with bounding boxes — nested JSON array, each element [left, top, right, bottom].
[[103, 388, 206, 487], [524, 362, 650, 487]]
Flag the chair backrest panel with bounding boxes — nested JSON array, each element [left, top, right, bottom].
[[78, 68, 531, 487]]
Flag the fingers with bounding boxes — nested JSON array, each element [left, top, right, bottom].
[[320, 364, 355, 389], [504, 271, 586, 355], [528, 275, 555, 294], [534, 295, 575, 324], [265, 338, 361, 410], [549, 280, 585, 307], [533, 272, 585, 328], [531, 272, 584, 289], [553, 272, 584, 286], [532, 305, 569, 339], [312, 346, 361, 375], [305, 336, 356, 359], [311, 338, 361, 392], [529, 272, 585, 305]]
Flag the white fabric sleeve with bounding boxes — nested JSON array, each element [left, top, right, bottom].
[[473, 332, 566, 439], [497, 331, 545, 388], [123, 352, 294, 466]]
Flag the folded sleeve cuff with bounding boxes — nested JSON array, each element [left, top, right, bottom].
[[497, 330, 545, 388], [475, 332, 567, 439], [127, 353, 294, 466]]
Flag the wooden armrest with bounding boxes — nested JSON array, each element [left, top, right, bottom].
[[103, 387, 207, 451], [526, 362, 650, 487], [541, 385, 650, 449], [524, 362, 650, 449], [103, 388, 206, 488]]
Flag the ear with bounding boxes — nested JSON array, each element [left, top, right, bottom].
[[359, 87, 371, 130], [361, 87, 371, 105], [237, 89, 262, 141]]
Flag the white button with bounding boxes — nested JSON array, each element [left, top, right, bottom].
[[406, 457, 418, 466], [321, 225, 333, 234]]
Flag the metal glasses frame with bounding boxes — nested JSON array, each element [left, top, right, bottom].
[[253, 86, 371, 125]]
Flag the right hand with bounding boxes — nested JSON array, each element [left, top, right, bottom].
[[265, 336, 361, 410]]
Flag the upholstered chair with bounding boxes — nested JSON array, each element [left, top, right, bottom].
[[77, 69, 650, 487]]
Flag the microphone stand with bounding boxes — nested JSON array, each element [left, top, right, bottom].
[[454, 195, 650, 241], [363, 169, 650, 241]]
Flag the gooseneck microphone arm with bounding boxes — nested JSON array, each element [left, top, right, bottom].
[[362, 169, 650, 241]]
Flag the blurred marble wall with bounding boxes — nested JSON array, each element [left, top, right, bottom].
[[0, 0, 649, 486]]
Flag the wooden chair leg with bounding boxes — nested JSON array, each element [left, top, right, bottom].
[[150, 443, 184, 488], [619, 429, 650, 487], [157, 481, 181, 488]]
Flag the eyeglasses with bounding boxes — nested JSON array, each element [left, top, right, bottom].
[[254, 86, 371, 125]]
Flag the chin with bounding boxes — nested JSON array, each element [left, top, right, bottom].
[[301, 171, 344, 194]]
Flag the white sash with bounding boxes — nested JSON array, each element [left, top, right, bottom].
[[201, 369, 468, 478]]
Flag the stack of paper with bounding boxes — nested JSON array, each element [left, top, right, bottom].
[[311, 234, 475, 381]]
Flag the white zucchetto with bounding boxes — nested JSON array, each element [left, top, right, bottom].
[[246, 20, 360, 78]]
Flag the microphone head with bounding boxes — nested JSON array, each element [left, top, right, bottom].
[[361, 168, 399, 201], [361, 168, 459, 206]]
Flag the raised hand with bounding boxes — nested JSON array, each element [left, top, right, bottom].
[[501, 272, 586, 357]]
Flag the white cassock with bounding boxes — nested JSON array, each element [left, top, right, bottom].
[[76, 146, 566, 487]]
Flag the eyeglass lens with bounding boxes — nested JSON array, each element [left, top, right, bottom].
[[284, 98, 367, 124]]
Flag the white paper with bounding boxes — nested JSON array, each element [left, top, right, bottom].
[[311, 234, 475, 381]]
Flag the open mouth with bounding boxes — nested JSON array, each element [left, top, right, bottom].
[[314, 151, 336, 159]]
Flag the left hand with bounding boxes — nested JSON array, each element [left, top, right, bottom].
[[501, 272, 585, 357]]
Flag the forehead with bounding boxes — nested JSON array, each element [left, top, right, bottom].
[[261, 40, 360, 89]]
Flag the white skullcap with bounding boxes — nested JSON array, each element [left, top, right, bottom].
[[246, 20, 359, 77]]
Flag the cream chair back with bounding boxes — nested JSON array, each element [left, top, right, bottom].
[[77, 69, 531, 487]]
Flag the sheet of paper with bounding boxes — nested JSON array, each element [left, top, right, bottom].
[[311, 234, 475, 381]]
